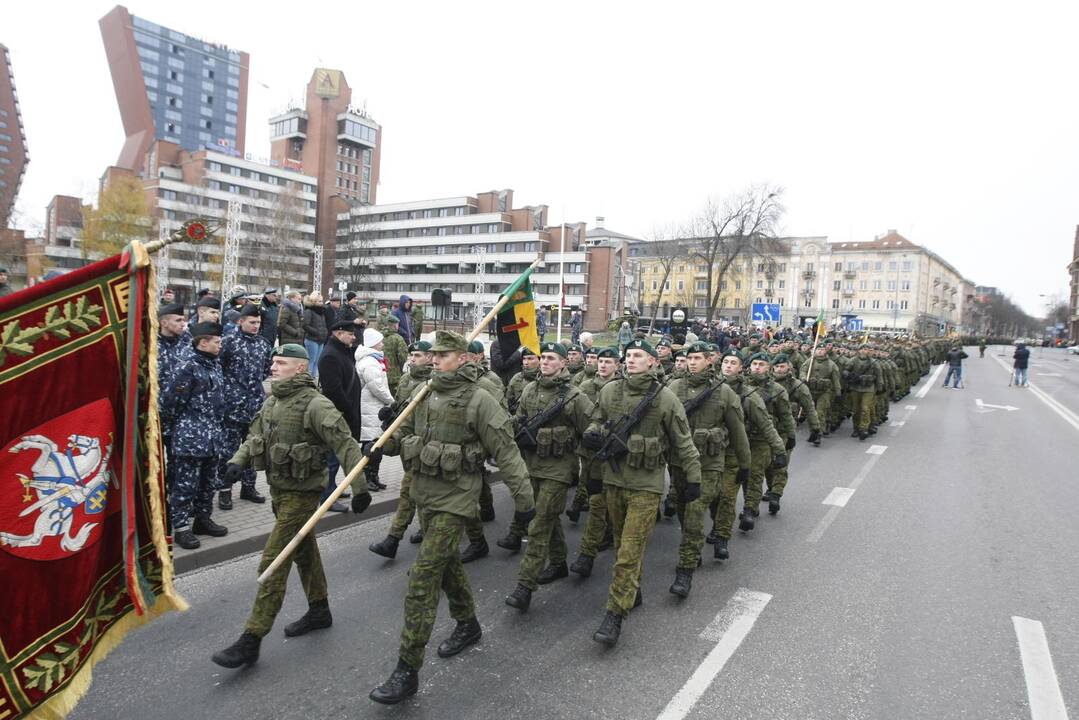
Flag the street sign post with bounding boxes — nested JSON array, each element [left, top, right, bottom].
[[751, 303, 781, 324], [847, 318, 864, 331]]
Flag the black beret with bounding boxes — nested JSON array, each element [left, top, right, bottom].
[[197, 296, 221, 309], [158, 302, 185, 318], [330, 319, 358, 332], [190, 321, 223, 337], [238, 303, 260, 318], [346, 291, 357, 300]]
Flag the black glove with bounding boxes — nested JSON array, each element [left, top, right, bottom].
[[785, 436, 796, 451], [223, 463, 243, 485], [772, 453, 789, 469], [736, 468, 751, 485], [377, 406, 394, 422], [586, 473, 603, 496], [684, 483, 701, 503], [513, 507, 536, 527], [808, 430, 821, 445], [351, 492, 372, 514], [581, 431, 605, 451], [361, 440, 383, 460]]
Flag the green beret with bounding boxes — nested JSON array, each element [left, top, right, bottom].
[[772, 353, 791, 365], [748, 352, 771, 365], [749, 334, 761, 341], [540, 342, 568, 358], [685, 341, 711, 355], [624, 339, 658, 358], [672, 349, 686, 359], [584, 346, 598, 357], [408, 340, 433, 352], [273, 343, 309, 360], [708, 343, 719, 352], [596, 347, 619, 359], [467, 340, 485, 354], [657, 338, 672, 348], [386, 314, 400, 325], [568, 344, 583, 354], [521, 346, 536, 357], [722, 350, 742, 361], [432, 330, 469, 353]]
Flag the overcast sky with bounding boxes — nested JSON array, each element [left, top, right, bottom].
[[8, 1, 1078, 315]]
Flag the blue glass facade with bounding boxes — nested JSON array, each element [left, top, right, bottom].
[[131, 15, 244, 156]]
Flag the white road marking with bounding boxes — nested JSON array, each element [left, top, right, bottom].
[[905, 405, 917, 410], [866, 444, 888, 455], [1037, 372, 1063, 377], [976, 398, 1020, 412], [991, 355, 1079, 434], [889, 420, 906, 427], [1012, 616, 1070, 720], [808, 452, 884, 543], [658, 589, 772, 720], [915, 363, 947, 398], [822, 487, 855, 507]]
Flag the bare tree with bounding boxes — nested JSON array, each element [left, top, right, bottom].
[[691, 184, 786, 323], [643, 225, 682, 335], [338, 204, 379, 294], [246, 181, 305, 291]]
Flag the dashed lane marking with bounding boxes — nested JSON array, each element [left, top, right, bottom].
[[808, 449, 885, 543], [866, 444, 888, 455], [1012, 616, 1070, 720], [915, 363, 947, 398], [822, 487, 855, 507]]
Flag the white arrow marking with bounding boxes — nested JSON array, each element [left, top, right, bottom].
[[976, 398, 1019, 412], [1036, 373, 1062, 377]]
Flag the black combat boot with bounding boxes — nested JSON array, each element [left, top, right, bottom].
[[369, 659, 418, 705], [706, 527, 720, 545], [211, 632, 261, 668], [663, 493, 678, 518], [495, 532, 522, 552], [592, 612, 623, 647], [409, 529, 424, 544], [858, 430, 868, 440], [565, 505, 581, 523], [460, 538, 489, 564], [369, 534, 400, 559], [569, 554, 594, 578], [479, 505, 496, 522], [239, 486, 266, 504], [634, 588, 643, 609], [850, 429, 860, 438], [505, 584, 532, 611], [192, 514, 228, 537], [436, 618, 482, 658], [768, 495, 781, 515], [761, 490, 774, 503], [715, 537, 730, 560], [738, 510, 755, 532], [217, 490, 233, 510], [174, 529, 200, 550], [669, 568, 694, 598], [537, 562, 569, 585], [283, 599, 333, 637]]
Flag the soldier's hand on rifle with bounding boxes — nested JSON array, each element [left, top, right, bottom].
[[581, 430, 605, 451], [361, 440, 383, 461], [684, 483, 701, 503], [808, 430, 821, 445], [736, 468, 751, 485], [772, 453, 789, 469], [223, 463, 243, 485], [351, 492, 372, 514], [785, 436, 796, 451], [377, 406, 394, 422], [513, 506, 536, 527]]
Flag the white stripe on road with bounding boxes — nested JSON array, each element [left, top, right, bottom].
[[915, 363, 947, 398], [991, 355, 1079, 434], [658, 589, 772, 720], [1012, 616, 1070, 720], [866, 444, 888, 455], [808, 451, 885, 543], [822, 487, 855, 507], [905, 405, 918, 410], [889, 420, 906, 427]]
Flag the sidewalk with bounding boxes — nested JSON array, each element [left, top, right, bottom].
[[173, 456, 407, 574]]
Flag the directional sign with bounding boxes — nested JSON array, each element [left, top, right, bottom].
[[847, 318, 864, 331], [751, 303, 781, 323], [975, 398, 1019, 413]]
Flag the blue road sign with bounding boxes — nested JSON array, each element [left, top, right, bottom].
[[751, 303, 781, 323], [847, 318, 864, 331]]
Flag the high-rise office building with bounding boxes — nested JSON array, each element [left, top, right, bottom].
[[0, 43, 29, 229], [100, 5, 249, 172]]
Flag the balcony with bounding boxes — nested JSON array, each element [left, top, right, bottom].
[[843, 271, 857, 280], [802, 270, 816, 280], [841, 291, 855, 298]]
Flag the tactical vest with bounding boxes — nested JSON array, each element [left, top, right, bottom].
[[670, 378, 729, 458], [607, 378, 667, 470], [519, 381, 580, 459], [399, 382, 487, 483], [247, 387, 329, 486]]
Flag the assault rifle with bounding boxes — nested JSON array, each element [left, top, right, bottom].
[[590, 380, 662, 473], [514, 386, 572, 451], [682, 381, 721, 417]]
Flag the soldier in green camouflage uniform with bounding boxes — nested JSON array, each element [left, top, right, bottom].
[[505, 342, 595, 611], [738, 334, 763, 363], [369, 341, 434, 558], [566, 344, 585, 376], [581, 339, 701, 647], [381, 315, 410, 396], [212, 343, 372, 669], [506, 346, 539, 413], [665, 342, 750, 597], [741, 353, 796, 524], [656, 338, 675, 378], [572, 346, 599, 386], [766, 354, 821, 514], [369, 331, 535, 705], [460, 340, 507, 562], [846, 344, 880, 439], [802, 345, 841, 436], [569, 347, 620, 577]]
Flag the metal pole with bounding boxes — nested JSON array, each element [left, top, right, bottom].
[[556, 222, 565, 342], [257, 258, 542, 584]]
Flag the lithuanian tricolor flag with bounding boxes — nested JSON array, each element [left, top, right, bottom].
[[496, 267, 541, 359]]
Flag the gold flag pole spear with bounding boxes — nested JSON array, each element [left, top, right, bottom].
[[256, 256, 542, 584]]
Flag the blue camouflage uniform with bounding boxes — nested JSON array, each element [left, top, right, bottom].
[[157, 330, 191, 493], [163, 349, 226, 530], [218, 328, 272, 491]]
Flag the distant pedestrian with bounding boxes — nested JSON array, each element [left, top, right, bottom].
[[943, 345, 968, 388], [1012, 343, 1030, 387], [302, 292, 328, 376], [617, 321, 633, 352], [277, 290, 305, 345], [357, 329, 394, 492], [259, 288, 280, 347]]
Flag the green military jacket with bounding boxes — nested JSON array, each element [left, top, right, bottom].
[[393, 363, 431, 411], [514, 369, 594, 484], [723, 374, 786, 455], [382, 331, 409, 395], [845, 356, 880, 393], [572, 364, 597, 387], [774, 372, 821, 432], [801, 357, 841, 399], [384, 363, 533, 518], [738, 344, 762, 363], [588, 368, 701, 493], [746, 373, 797, 440], [506, 367, 538, 413], [468, 361, 507, 409], [567, 360, 584, 377], [231, 372, 364, 494], [667, 368, 751, 473]]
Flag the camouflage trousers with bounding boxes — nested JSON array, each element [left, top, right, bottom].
[[571, 457, 588, 508], [766, 444, 793, 498], [217, 421, 257, 491], [388, 471, 418, 540], [169, 455, 218, 531], [672, 466, 721, 569], [604, 485, 660, 616], [507, 477, 542, 539], [743, 442, 773, 513], [852, 390, 876, 431], [245, 490, 327, 638], [517, 478, 570, 590], [712, 452, 742, 540], [813, 392, 833, 431], [577, 486, 610, 558], [875, 393, 889, 422], [464, 468, 495, 542], [399, 510, 475, 669]]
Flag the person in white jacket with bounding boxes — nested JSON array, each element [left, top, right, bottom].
[[357, 328, 394, 491]]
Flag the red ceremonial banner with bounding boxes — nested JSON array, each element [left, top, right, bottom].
[[0, 244, 184, 719]]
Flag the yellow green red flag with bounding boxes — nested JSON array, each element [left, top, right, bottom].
[[496, 267, 541, 358]]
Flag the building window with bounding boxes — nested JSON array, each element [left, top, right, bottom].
[[166, 123, 177, 134], [835, 262, 842, 271], [886, 300, 895, 309], [872, 300, 880, 309], [903, 260, 913, 271], [859, 280, 868, 290], [677, 280, 684, 291], [901, 280, 911, 291], [875, 262, 883, 271], [832, 299, 840, 309], [873, 280, 882, 290], [900, 300, 909, 309], [756, 280, 763, 289], [735, 281, 742, 290], [488, 223, 499, 233], [778, 280, 785, 289], [696, 280, 708, 290], [887, 280, 897, 290], [888, 261, 898, 271], [720, 280, 727, 290], [734, 299, 742, 308], [833, 280, 841, 290], [203, 119, 212, 129], [858, 300, 867, 309], [861, 261, 869, 271]]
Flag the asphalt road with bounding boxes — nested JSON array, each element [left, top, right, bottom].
[[70, 347, 1078, 720]]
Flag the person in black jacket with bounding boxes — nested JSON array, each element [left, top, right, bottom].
[[943, 345, 968, 389], [259, 288, 280, 347], [489, 341, 523, 386], [316, 319, 362, 513], [1012, 343, 1031, 387]]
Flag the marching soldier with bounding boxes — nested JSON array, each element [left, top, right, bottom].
[[580, 339, 701, 647], [572, 346, 599, 386], [741, 353, 796, 524], [505, 342, 595, 611], [665, 342, 750, 598], [459, 340, 506, 562], [382, 315, 410, 396], [369, 340, 434, 558], [211, 344, 373, 669], [162, 321, 228, 550], [368, 330, 535, 704], [217, 304, 272, 510], [506, 346, 539, 414], [801, 345, 841, 436], [766, 354, 821, 515], [847, 345, 880, 440], [656, 338, 675, 377], [566, 344, 586, 375]]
